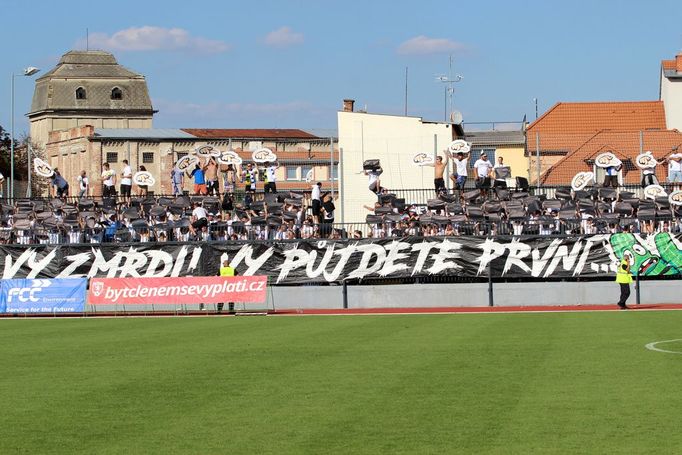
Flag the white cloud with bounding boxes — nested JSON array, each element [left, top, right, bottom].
[[263, 27, 304, 48], [77, 26, 230, 54], [397, 35, 466, 55]]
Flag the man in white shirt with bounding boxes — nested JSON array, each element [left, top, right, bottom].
[[120, 159, 133, 201], [668, 150, 682, 187], [190, 202, 208, 235], [473, 153, 494, 196], [311, 182, 322, 223], [101, 163, 116, 198], [450, 152, 469, 192], [364, 167, 383, 194], [77, 170, 89, 198]]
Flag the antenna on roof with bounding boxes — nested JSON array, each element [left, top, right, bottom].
[[86, 28, 89, 51], [404, 66, 408, 116]]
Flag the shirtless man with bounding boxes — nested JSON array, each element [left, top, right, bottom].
[[425, 151, 450, 194]]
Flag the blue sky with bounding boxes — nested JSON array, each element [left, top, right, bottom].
[[2, 0, 682, 136]]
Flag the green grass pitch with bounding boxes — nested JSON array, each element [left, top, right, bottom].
[[1, 312, 682, 454]]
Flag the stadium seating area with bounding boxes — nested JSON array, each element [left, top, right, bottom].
[[370, 185, 682, 237], [1, 184, 681, 244]]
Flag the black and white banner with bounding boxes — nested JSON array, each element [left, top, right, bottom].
[[1, 233, 680, 283], [0, 244, 204, 280]]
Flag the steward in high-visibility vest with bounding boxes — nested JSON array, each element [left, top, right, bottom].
[[220, 265, 235, 277], [263, 162, 278, 194], [243, 165, 257, 193], [218, 261, 236, 314], [615, 257, 632, 309]]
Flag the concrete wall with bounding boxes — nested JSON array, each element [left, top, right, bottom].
[[44, 129, 337, 197], [337, 111, 455, 223], [494, 145, 528, 182], [661, 70, 682, 131], [31, 115, 153, 150]]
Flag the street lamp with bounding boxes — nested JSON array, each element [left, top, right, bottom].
[[10, 66, 40, 199]]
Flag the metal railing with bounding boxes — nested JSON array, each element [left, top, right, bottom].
[[388, 183, 682, 207], [4, 216, 681, 246]]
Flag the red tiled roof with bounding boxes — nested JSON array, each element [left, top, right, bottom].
[[528, 101, 666, 134], [662, 53, 682, 72], [662, 59, 676, 71], [542, 130, 682, 185], [526, 101, 667, 156], [181, 129, 319, 139]]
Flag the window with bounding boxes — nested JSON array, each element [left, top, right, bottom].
[[301, 166, 312, 182], [142, 152, 154, 164], [286, 167, 298, 181], [469, 148, 496, 168], [593, 165, 621, 186], [330, 165, 338, 181], [75, 87, 86, 100], [176, 152, 188, 160], [111, 87, 123, 100], [106, 152, 119, 163]]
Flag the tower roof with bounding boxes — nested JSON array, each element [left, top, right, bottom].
[[29, 50, 154, 116]]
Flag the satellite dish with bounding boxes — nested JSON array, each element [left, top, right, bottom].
[[450, 111, 463, 125]]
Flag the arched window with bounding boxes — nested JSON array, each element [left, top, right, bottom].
[[111, 87, 123, 100], [75, 87, 86, 100]]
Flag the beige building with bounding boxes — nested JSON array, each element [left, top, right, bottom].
[[660, 51, 682, 131], [464, 128, 527, 183], [337, 99, 462, 223], [29, 50, 155, 150], [45, 126, 337, 197]]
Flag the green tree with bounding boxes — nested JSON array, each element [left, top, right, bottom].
[[0, 124, 13, 175], [0, 124, 49, 197]]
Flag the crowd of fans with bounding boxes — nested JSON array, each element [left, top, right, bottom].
[[365, 186, 682, 237], [0, 189, 339, 244], [1, 183, 680, 245]]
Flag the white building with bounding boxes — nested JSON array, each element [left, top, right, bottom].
[[337, 99, 461, 223], [660, 52, 682, 131]]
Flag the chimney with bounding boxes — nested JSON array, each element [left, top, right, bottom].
[[342, 99, 355, 112], [677, 53, 682, 72]]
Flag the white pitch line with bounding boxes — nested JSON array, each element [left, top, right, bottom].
[[645, 339, 682, 355]]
